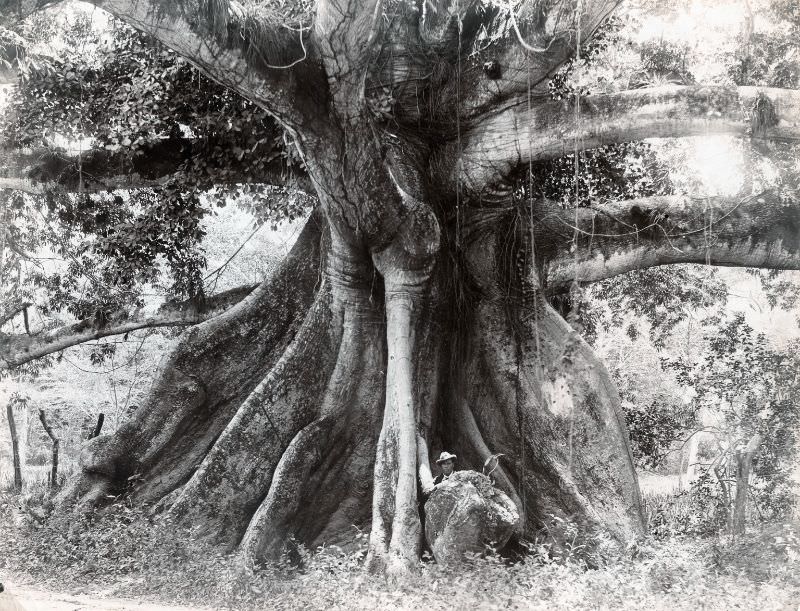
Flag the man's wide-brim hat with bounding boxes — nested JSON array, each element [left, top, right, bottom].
[[436, 451, 457, 464]]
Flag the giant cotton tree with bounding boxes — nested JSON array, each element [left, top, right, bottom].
[[2, 0, 800, 575]]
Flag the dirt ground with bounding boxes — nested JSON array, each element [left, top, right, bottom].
[[0, 582, 211, 611]]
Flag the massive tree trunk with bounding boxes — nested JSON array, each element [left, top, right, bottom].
[[60, 199, 646, 566], [3, 0, 799, 574]]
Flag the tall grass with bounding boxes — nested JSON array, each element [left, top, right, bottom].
[[0, 462, 76, 493]]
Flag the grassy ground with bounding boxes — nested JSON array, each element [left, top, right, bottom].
[[2, 487, 799, 610], [0, 462, 77, 491]]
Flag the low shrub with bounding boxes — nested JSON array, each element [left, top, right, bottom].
[[643, 486, 723, 538], [643, 471, 798, 540]]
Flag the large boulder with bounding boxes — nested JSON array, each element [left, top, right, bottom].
[[424, 471, 519, 566]]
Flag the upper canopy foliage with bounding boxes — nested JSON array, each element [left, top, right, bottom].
[[1, 8, 312, 326]]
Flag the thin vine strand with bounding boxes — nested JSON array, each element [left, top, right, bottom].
[[567, 0, 585, 478]]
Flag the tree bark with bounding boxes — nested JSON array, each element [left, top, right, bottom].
[[5, 403, 22, 489], [366, 201, 440, 575], [57, 211, 325, 510], [682, 433, 700, 489], [713, 463, 732, 531], [69, 0, 325, 130]]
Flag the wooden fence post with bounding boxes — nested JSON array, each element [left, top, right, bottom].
[[88, 413, 105, 440], [733, 433, 762, 535], [38, 410, 59, 489], [5, 404, 22, 489]]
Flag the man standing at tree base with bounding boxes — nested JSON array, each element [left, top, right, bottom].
[[433, 452, 457, 486]]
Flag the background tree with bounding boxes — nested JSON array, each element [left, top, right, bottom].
[[666, 313, 800, 526]]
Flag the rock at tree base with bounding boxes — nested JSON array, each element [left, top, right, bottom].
[[424, 471, 519, 566]]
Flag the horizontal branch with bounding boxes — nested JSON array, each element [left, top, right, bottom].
[[0, 139, 312, 194], [0, 283, 257, 370], [0, 140, 187, 194], [454, 86, 800, 194], [538, 189, 800, 288]]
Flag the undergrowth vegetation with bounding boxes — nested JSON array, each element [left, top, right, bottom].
[[2, 489, 798, 610]]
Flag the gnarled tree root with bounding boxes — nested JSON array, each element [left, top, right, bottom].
[[450, 295, 644, 549], [57, 213, 324, 509], [57, 209, 645, 572]]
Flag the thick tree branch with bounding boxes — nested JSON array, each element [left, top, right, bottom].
[[428, 0, 621, 127], [0, 283, 257, 369], [453, 86, 800, 194], [0, 139, 312, 194], [537, 189, 800, 288], [502, 0, 622, 92], [314, 0, 382, 109], [0, 0, 57, 19], [88, 413, 105, 439], [0, 140, 194, 194]]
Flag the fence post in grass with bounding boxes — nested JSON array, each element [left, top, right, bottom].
[[733, 433, 762, 535], [38, 410, 59, 489], [88, 413, 105, 440], [5, 403, 22, 490]]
